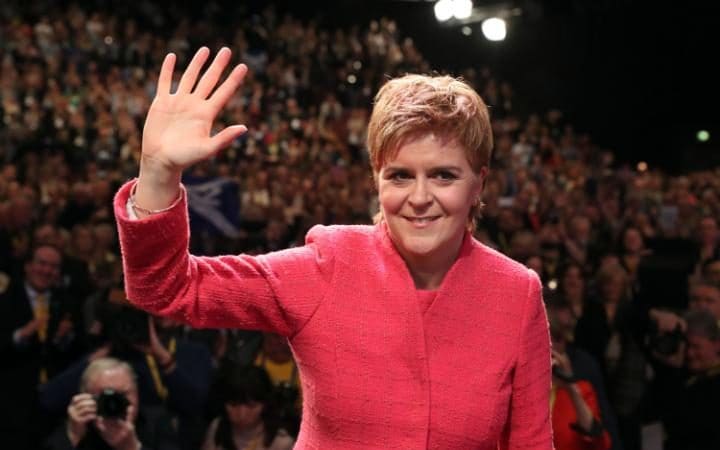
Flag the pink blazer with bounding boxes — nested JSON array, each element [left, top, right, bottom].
[[115, 180, 553, 449]]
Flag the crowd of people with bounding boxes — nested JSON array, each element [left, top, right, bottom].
[[1, 1, 719, 449]]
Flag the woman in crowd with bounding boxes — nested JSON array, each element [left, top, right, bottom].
[[202, 365, 294, 450]]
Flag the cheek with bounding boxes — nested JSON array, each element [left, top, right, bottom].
[[437, 188, 475, 215], [378, 184, 403, 213]]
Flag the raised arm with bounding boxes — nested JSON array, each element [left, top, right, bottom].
[[115, 48, 331, 336], [134, 47, 248, 216]]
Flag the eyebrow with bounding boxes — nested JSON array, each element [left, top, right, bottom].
[[383, 165, 464, 172]]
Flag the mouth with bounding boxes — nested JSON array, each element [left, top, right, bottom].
[[404, 215, 441, 226]]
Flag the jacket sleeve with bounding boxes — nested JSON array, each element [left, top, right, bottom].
[[501, 270, 554, 449], [114, 180, 332, 337]]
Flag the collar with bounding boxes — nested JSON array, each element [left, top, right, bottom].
[[24, 282, 50, 302]]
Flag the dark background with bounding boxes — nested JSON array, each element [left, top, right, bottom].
[[279, 0, 718, 173]]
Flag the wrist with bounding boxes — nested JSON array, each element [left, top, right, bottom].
[[136, 157, 182, 212], [66, 421, 85, 446], [117, 437, 142, 450]]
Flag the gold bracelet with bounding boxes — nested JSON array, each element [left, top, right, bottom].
[[129, 181, 183, 215]]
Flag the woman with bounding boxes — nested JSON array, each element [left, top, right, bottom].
[[202, 365, 294, 450], [114, 47, 552, 449], [558, 263, 589, 320]]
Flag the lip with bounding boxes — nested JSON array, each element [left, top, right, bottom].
[[403, 215, 441, 228]]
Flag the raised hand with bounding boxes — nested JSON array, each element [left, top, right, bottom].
[[67, 393, 97, 446], [135, 47, 248, 213], [142, 46, 248, 173]]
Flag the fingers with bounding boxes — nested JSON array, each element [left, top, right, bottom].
[[68, 394, 97, 424], [194, 47, 233, 99], [176, 47, 211, 94], [208, 63, 248, 112], [157, 53, 177, 96], [208, 125, 248, 154]]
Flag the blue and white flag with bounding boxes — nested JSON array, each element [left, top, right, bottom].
[[183, 175, 241, 238]]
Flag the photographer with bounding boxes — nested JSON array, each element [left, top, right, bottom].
[[657, 310, 720, 450], [648, 276, 720, 368], [44, 357, 179, 450], [39, 305, 213, 450]]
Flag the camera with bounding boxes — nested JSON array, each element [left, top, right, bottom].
[[95, 389, 129, 419]]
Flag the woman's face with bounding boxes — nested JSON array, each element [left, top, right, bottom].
[[225, 401, 264, 430], [623, 228, 643, 253], [562, 265, 584, 295], [377, 134, 484, 270]]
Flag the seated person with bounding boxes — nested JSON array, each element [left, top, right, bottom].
[[202, 365, 294, 450], [661, 310, 720, 450], [44, 357, 179, 450]]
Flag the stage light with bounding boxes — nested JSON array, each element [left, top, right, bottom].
[[481, 17, 506, 41], [453, 0, 473, 20], [697, 130, 710, 142], [434, 0, 454, 22], [461, 26, 472, 36], [637, 161, 648, 172]]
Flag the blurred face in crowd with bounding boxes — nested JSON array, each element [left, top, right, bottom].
[[548, 305, 576, 348], [622, 227, 644, 254], [377, 134, 484, 274], [685, 333, 720, 373], [689, 284, 720, 321], [25, 245, 62, 292], [561, 265, 584, 300], [569, 215, 591, 243], [225, 400, 264, 430], [599, 269, 626, 304], [699, 217, 719, 246], [703, 260, 720, 284]]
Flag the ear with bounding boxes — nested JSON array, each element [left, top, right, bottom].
[[472, 166, 489, 198]]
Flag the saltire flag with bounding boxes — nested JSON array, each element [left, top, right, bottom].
[[183, 174, 241, 238]]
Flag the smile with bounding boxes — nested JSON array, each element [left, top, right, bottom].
[[404, 216, 441, 227]]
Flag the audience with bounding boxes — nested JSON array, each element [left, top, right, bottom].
[[0, 1, 717, 449]]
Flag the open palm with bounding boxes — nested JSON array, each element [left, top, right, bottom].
[[142, 47, 248, 172]]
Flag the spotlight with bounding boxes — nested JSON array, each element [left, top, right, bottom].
[[434, 0, 454, 22], [481, 17, 506, 41], [453, 0, 473, 20]]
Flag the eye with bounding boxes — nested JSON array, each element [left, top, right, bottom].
[[386, 170, 412, 182], [432, 170, 458, 182]]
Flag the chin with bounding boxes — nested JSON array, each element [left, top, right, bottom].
[[398, 236, 444, 258]]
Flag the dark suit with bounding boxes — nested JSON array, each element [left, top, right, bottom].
[[0, 279, 83, 449]]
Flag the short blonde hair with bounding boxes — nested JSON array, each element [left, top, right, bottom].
[[367, 74, 493, 226], [367, 74, 493, 174]]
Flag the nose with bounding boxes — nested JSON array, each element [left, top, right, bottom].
[[408, 178, 433, 207]]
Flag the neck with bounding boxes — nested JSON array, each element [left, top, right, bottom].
[[234, 421, 263, 439], [404, 242, 462, 290]]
